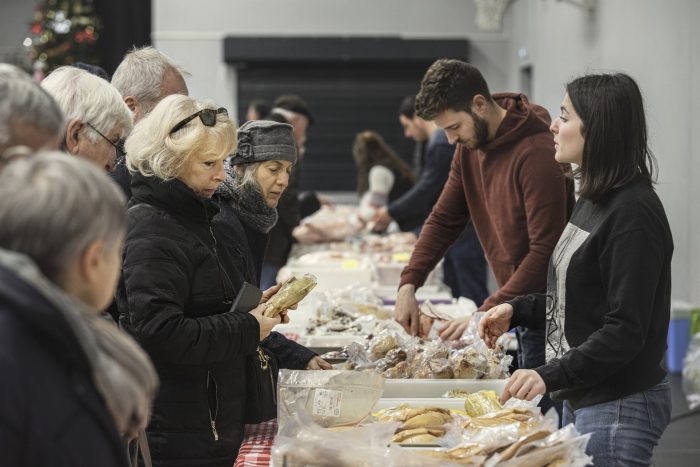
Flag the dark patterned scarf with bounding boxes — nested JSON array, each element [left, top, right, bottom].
[[217, 165, 278, 233]]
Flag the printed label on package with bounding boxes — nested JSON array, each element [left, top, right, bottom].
[[312, 388, 343, 417]]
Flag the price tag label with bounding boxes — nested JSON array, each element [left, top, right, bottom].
[[341, 259, 359, 270], [392, 252, 411, 263], [312, 388, 343, 417]]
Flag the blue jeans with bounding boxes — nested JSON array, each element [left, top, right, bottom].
[[562, 378, 672, 466]]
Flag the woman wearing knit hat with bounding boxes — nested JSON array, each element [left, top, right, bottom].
[[216, 119, 329, 372]]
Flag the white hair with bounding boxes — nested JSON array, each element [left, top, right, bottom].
[[0, 64, 64, 146], [0, 151, 126, 281], [41, 66, 132, 143], [125, 94, 235, 180], [111, 46, 189, 115]]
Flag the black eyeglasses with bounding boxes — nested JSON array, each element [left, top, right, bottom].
[[169, 107, 228, 135], [86, 122, 125, 158]]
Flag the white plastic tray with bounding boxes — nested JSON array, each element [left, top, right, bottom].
[[381, 378, 507, 398]]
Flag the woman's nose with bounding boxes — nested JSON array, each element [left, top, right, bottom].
[[550, 118, 560, 135]]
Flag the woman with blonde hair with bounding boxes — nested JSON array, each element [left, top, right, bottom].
[[116, 95, 287, 467]]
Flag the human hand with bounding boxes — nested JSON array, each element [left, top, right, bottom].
[[261, 283, 297, 311], [499, 369, 546, 405], [371, 207, 392, 233], [438, 316, 471, 341], [394, 284, 420, 336], [261, 283, 282, 303], [478, 303, 514, 348], [249, 302, 282, 340], [306, 356, 333, 370]]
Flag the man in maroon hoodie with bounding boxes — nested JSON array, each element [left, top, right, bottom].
[[395, 59, 569, 374]]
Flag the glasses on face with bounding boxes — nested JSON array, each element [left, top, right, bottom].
[[169, 107, 228, 135], [86, 122, 125, 158]]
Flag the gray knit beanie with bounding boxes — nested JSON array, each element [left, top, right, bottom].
[[230, 120, 297, 165]]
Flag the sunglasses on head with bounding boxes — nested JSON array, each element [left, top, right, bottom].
[[169, 107, 228, 135]]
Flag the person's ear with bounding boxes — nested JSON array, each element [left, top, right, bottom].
[[78, 239, 104, 286], [124, 96, 139, 114], [64, 119, 83, 155], [471, 94, 489, 115]]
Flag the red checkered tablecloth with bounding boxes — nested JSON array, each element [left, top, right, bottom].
[[234, 419, 278, 467]]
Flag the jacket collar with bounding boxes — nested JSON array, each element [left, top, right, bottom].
[[130, 171, 219, 223]]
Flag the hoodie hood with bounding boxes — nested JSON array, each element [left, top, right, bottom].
[[482, 93, 552, 152]]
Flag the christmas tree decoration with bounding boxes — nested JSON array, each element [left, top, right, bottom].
[[25, 0, 103, 77]]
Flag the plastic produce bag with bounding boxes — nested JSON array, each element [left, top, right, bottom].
[[272, 408, 465, 467], [683, 332, 700, 409], [277, 369, 384, 430]]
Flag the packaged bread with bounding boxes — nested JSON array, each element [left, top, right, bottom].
[[263, 274, 317, 318]]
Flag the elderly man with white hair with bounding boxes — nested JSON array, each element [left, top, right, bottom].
[[41, 66, 132, 172], [110, 46, 189, 196], [0, 64, 63, 169], [112, 46, 189, 123]]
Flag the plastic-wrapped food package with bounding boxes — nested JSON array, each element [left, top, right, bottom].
[[272, 409, 465, 467], [277, 369, 384, 430], [463, 390, 503, 417], [683, 332, 700, 410], [263, 274, 317, 318], [484, 424, 592, 467]]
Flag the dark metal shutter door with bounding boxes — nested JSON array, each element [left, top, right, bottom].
[[237, 63, 427, 192]]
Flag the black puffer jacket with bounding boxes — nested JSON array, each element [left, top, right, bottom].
[[0, 265, 128, 467], [117, 173, 314, 467], [116, 173, 261, 467]]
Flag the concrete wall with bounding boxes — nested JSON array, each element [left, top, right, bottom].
[[152, 0, 510, 114], [501, 0, 700, 303]]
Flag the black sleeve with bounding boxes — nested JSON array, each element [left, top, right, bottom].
[[536, 229, 666, 393], [299, 191, 321, 219], [388, 142, 454, 225], [507, 294, 547, 330], [0, 354, 23, 465], [261, 331, 316, 369], [121, 223, 260, 365]]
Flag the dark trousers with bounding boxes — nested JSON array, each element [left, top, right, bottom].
[[442, 224, 489, 305]]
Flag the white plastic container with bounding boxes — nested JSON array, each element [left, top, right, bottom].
[[381, 378, 507, 398]]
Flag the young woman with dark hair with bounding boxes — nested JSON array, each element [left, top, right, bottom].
[[479, 73, 673, 465], [353, 130, 416, 203]]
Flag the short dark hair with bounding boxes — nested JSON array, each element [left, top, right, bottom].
[[398, 95, 416, 119], [273, 94, 314, 125], [415, 59, 492, 120], [247, 99, 271, 119], [566, 73, 656, 202]]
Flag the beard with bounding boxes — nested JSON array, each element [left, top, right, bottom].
[[459, 113, 490, 149]]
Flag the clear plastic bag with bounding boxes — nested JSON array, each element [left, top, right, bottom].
[[277, 369, 384, 430], [683, 332, 700, 410]]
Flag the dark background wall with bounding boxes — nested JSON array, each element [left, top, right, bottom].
[[227, 37, 468, 192]]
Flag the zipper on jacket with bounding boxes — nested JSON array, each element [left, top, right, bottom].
[[206, 371, 219, 441], [206, 214, 234, 305]]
